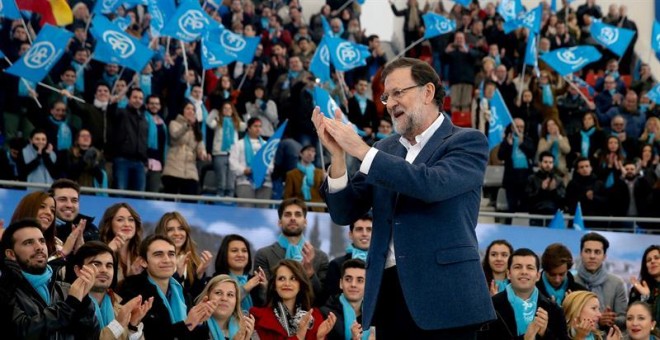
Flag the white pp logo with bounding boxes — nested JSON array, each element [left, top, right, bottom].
[[335, 42, 361, 68], [598, 26, 619, 45], [101, 0, 118, 12], [103, 31, 135, 58], [220, 30, 246, 52], [320, 44, 329, 66], [178, 10, 208, 38], [557, 48, 587, 70], [261, 139, 280, 166], [24, 42, 57, 69]]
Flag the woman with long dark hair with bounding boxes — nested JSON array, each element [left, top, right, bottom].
[[630, 245, 660, 324], [98, 202, 143, 283], [482, 239, 514, 296]]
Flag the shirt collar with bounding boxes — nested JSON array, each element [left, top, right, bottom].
[[398, 113, 445, 150]]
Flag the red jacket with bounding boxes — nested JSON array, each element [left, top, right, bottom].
[[250, 306, 325, 340]]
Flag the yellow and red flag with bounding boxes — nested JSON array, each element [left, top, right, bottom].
[[16, 0, 73, 27]]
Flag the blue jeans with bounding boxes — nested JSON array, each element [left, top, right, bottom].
[[212, 154, 235, 197], [113, 157, 146, 192]]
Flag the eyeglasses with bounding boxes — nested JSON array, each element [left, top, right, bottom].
[[380, 84, 424, 105]]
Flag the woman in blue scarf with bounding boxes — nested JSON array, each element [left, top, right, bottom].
[[214, 234, 267, 313], [562, 291, 622, 340], [568, 112, 606, 171], [207, 102, 245, 198], [625, 302, 658, 340], [482, 240, 514, 296], [197, 275, 257, 340], [17, 129, 58, 185], [537, 118, 571, 178], [593, 136, 625, 187]]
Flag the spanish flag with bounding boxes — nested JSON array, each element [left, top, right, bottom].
[[16, 0, 73, 27]]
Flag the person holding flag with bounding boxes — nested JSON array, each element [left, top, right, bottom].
[[389, 0, 425, 57], [229, 117, 272, 208]]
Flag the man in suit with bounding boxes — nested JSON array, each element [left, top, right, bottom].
[[313, 57, 495, 338]]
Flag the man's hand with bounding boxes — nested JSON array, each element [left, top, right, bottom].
[[196, 250, 213, 279], [302, 242, 316, 278], [533, 307, 549, 337], [129, 296, 154, 328], [69, 265, 97, 302], [599, 306, 616, 327], [321, 108, 370, 160]]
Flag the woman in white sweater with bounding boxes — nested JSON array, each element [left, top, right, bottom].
[[207, 102, 245, 197]]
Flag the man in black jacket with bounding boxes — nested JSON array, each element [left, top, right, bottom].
[[116, 235, 216, 339], [49, 179, 99, 242], [0, 219, 99, 339], [109, 87, 148, 191], [537, 243, 587, 306], [526, 152, 566, 226], [322, 259, 371, 340], [565, 157, 607, 228], [480, 248, 569, 340]]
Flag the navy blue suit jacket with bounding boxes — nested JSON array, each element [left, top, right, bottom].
[[323, 116, 496, 330]]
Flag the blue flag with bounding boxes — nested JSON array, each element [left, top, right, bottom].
[[112, 16, 131, 31], [6, 24, 72, 84], [310, 37, 331, 82], [321, 15, 333, 36], [551, 0, 557, 12], [573, 202, 585, 231], [325, 36, 370, 72], [645, 83, 660, 103], [313, 87, 361, 135], [0, 48, 4, 59], [487, 89, 513, 150], [356, 0, 365, 4], [91, 15, 155, 72], [422, 12, 456, 39], [497, 0, 523, 22], [548, 210, 566, 229], [573, 76, 595, 97], [539, 46, 602, 76], [521, 6, 542, 34], [206, 25, 260, 64], [524, 34, 537, 68], [453, 0, 471, 6], [252, 120, 288, 189], [200, 34, 237, 69], [590, 21, 636, 57], [652, 21, 660, 54], [123, 0, 146, 9], [148, 0, 175, 38], [0, 0, 21, 19], [161, 0, 213, 42], [93, 0, 122, 15]]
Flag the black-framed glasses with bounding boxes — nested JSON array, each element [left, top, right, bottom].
[[380, 84, 424, 105]]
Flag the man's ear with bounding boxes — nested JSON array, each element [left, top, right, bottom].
[[4, 249, 16, 261], [138, 256, 147, 269], [73, 265, 82, 277]]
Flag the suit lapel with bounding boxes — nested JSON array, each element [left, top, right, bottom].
[[412, 114, 454, 166]]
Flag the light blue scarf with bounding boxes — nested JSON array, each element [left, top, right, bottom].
[[505, 284, 539, 336], [144, 111, 159, 150], [339, 294, 370, 340], [208, 316, 240, 340], [541, 272, 568, 305], [354, 94, 368, 115], [102, 73, 118, 88], [147, 276, 188, 324], [542, 84, 554, 106], [548, 135, 559, 168], [494, 279, 509, 293], [229, 273, 254, 313], [277, 234, 305, 262], [22, 144, 56, 184], [512, 135, 529, 169], [91, 293, 115, 329], [649, 133, 656, 145], [345, 244, 368, 261], [22, 265, 53, 305], [296, 162, 315, 201], [140, 74, 152, 98], [60, 83, 74, 104], [71, 61, 85, 93], [117, 97, 128, 109], [221, 117, 236, 152], [244, 136, 265, 167], [604, 168, 615, 189], [49, 115, 72, 151], [580, 127, 595, 157]]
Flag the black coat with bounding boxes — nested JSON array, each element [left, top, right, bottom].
[[478, 289, 569, 340], [320, 294, 365, 340]]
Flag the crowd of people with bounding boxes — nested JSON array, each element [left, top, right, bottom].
[[0, 178, 658, 339]]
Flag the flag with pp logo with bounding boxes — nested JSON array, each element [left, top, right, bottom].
[[652, 20, 660, 54], [161, 0, 213, 42], [422, 12, 456, 39], [321, 16, 333, 36], [93, 0, 122, 15], [91, 15, 154, 71], [497, 0, 523, 22], [206, 25, 260, 64], [487, 89, 513, 150], [252, 120, 288, 189], [309, 37, 330, 82], [504, 6, 541, 34], [112, 16, 131, 31], [325, 36, 370, 72], [548, 210, 566, 229], [590, 20, 635, 57], [0, 0, 21, 19], [645, 83, 660, 103], [524, 34, 537, 68], [148, 0, 175, 38], [539, 46, 602, 76], [6, 24, 72, 83], [200, 34, 237, 69]]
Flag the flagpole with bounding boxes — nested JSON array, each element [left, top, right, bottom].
[[83, 13, 94, 47], [394, 37, 425, 59], [517, 63, 527, 106], [20, 19, 33, 45], [335, 0, 357, 14], [237, 71, 248, 91], [37, 83, 86, 103], [563, 76, 592, 103], [111, 67, 126, 96], [201, 70, 206, 94], [180, 40, 189, 78], [4, 56, 42, 108]]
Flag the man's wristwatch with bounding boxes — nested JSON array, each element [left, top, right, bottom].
[[128, 322, 142, 332]]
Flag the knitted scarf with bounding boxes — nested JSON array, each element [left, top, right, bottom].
[[346, 244, 368, 261], [22, 265, 53, 305], [244, 136, 265, 167], [542, 272, 569, 305], [277, 234, 305, 262], [208, 316, 240, 340], [273, 302, 313, 337], [296, 162, 315, 201], [506, 284, 539, 336], [577, 264, 610, 309]]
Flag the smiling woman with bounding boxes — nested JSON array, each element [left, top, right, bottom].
[[99, 202, 144, 283], [10, 191, 59, 257]]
